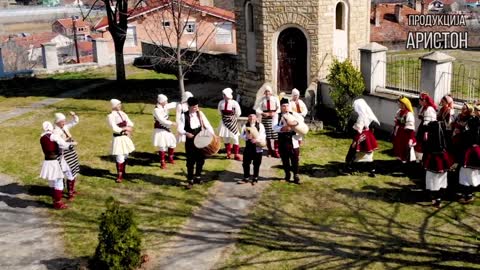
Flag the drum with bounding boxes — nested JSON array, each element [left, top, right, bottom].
[[194, 130, 221, 156], [283, 113, 309, 136], [246, 126, 267, 147]]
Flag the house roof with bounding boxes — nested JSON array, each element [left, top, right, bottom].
[[54, 18, 90, 29], [370, 4, 465, 42], [94, 0, 235, 30], [213, 0, 234, 11], [1, 32, 66, 48]]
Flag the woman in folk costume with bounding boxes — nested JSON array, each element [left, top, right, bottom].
[[53, 112, 80, 201], [254, 83, 281, 158], [107, 99, 135, 183], [239, 109, 266, 185], [458, 104, 480, 204], [415, 92, 438, 162], [153, 94, 177, 169], [217, 88, 242, 160], [452, 102, 474, 165], [437, 94, 455, 150], [344, 99, 379, 177], [176, 91, 194, 144], [421, 116, 454, 208], [392, 97, 417, 164], [40, 121, 76, 209]]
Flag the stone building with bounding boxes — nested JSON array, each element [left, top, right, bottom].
[[235, 0, 371, 106]]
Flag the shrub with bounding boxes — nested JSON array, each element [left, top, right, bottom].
[[326, 58, 365, 132], [90, 197, 142, 270]]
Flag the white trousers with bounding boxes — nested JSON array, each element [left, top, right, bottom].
[[116, 154, 129, 163], [48, 179, 64, 190], [222, 136, 239, 145]]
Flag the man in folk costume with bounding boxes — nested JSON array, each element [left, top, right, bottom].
[[458, 104, 480, 204], [392, 97, 417, 168], [176, 91, 194, 144], [238, 109, 266, 185], [177, 97, 215, 189], [415, 92, 438, 162], [218, 88, 242, 160], [273, 98, 303, 184], [53, 112, 80, 201], [153, 94, 177, 169], [255, 84, 281, 158], [107, 99, 135, 183], [344, 99, 379, 177], [289, 88, 308, 145], [40, 121, 76, 209], [437, 94, 455, 151], [421, 117, 454, 208]]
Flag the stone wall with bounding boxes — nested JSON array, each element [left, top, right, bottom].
[[235, 0, 371, 108], [137, 42, 238, 83]]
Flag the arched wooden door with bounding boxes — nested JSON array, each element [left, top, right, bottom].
[[277, 27, 308, 95]]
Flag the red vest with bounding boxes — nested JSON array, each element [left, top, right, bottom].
[[40, 134, 59, 160]]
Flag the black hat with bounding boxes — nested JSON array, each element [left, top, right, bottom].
[[280, 98, 289, 105], [187, 97, 199, 106], [246, 108, 256, 116]]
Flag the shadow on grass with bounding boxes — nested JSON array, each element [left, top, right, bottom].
[[0, 183, 51, 208], [40, 256, 89, 270]]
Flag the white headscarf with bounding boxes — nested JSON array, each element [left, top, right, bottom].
[[353, 98, 380, 127], [254, 82, 277, 110], [292, 88, 300, 97], [54, 113, 66, 123], [157, 94, 168, 104], [181, 91, 193, 103], [110, 99, 121, 109], [222, 88, 233, 99]]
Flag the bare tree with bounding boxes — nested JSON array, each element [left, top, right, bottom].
[[142, 0, 219, 96], [81, 0, 145, 81]]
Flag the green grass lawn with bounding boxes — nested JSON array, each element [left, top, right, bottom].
[[218, 130, 480, 270], [0, 96, 230, 260]]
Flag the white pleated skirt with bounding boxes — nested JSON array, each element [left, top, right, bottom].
[[111, 136, 135, 156], [218, 122, 238, 138], [354, 152, 374, 162], [459, 167, 480, 187], [425, 171, 448, 191], [40, 160, 64, 181], [152, 129, 177, 150]]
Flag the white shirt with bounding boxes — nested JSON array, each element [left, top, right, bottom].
[[53, 114, 79, 140], [176, 102, 189, 125], [218, 99, 241, 117], [255, 96, 281, 114], [420, 106, 437, 125], [107, 110, 134, 133], [272, 111, 302, 148], [177, 111, 215, 135], [154, 103, 176, 127], [289, 99, 308, 117], [241, 122, 266, 153]]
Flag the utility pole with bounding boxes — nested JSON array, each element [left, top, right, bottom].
[[72, 16, 80, 63]]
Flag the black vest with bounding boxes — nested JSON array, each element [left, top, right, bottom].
[[184, 111, 202, 137]]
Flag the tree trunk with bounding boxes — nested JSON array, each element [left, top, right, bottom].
[[176, 44, 185, 97], [178, 73, 186, 97], [114, 43, 126, 81]]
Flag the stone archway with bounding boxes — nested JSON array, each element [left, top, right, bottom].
[[276, 27, 308, 95]]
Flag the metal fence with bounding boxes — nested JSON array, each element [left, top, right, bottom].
[[450, 61, 480, 103], [385, 54, 422, 94]]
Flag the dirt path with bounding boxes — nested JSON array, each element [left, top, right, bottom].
[[145, 156, 280, 270]]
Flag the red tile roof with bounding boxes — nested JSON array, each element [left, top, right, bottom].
[[94, 0, 235, 30], [370, 4, 466, 43], [2, 32, 65, 48], [54, 18, 90, 30]]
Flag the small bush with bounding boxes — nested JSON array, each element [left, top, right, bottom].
[[326, 58, 365, 132], [90, 197, 142, 270]]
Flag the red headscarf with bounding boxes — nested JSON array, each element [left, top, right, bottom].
[[419, 92, 437, 111]]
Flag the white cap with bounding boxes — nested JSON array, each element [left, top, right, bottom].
[[110, 99, 121, 108], [292, 88, 300, 96], [54, 113, 66, 123], [157, 94, 168, 103], [222, 88, 233, 99], [181, 91, 194, 102], [42, 121, 53, 132], [264, 85, 273, 93]]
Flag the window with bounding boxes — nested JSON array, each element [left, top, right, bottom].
[[246, 2, 254, 32], [245, 1, 256, 71], [185, 21, 196, 34], [335, 2, 345, 30], [215, 22, 232, 44], [162, 21, 171, 27], [125, 25, 137, 47]]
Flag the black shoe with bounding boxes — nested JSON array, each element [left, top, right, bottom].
[[194, 176, 201, 184], [432, 199, 441, 208], [284, 172, 291, 182], [251, 177, 259, 185], [186, 180, 193, 189], [368, 170, 376, 178], [237, 178, 249, 184], [293, 175, 300, 184]]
